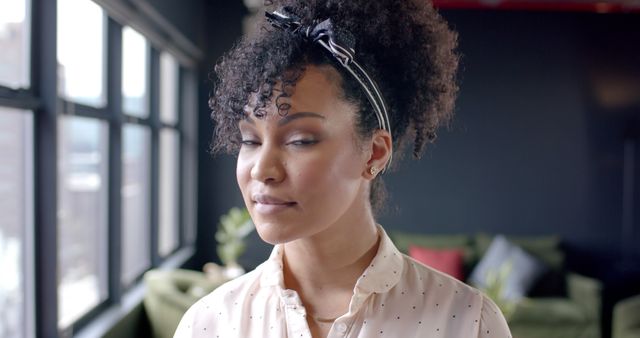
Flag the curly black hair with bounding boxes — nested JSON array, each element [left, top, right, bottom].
[[210, 0, 459, 212]]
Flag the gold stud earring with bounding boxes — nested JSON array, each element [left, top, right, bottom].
[[369, 167, 378, 176]]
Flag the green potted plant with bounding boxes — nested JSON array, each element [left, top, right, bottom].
[[482, 259, 517, 319], [214, 207, 254, 279]]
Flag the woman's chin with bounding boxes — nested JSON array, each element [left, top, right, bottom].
[[254, 221, 294, 245]]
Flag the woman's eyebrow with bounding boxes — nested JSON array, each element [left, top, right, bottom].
[[278, 112, 325, 126], [242, 112, 326, 126]]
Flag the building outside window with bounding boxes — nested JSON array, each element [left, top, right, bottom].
[[0, 0, 34, 336], [0, 108, 33, 338]]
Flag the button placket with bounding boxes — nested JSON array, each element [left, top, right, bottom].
[[281, 289, 300, 306], [327, 319, 352, 338], [281, 289, 312, 337]]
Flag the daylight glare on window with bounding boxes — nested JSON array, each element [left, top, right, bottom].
[[122, 26, 149, 118], [160, 52, 179, 124], [0, 0, 30, 89], [57, 0, 105, 107]]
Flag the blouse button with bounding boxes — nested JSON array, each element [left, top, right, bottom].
[[336, 322, 347, 333]]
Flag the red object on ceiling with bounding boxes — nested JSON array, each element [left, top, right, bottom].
[[431, 1, 640, 13]]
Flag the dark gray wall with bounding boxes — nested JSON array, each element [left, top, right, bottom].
[[146, 0, 204, 43], [377, 10, 640, 277]]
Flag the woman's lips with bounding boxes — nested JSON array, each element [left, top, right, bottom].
[[254, 202, 296, 214], [252, 194, 297, 214]]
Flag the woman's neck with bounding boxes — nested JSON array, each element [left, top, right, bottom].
[[280, 192, 380, 338], [281, 211, 380, 293]]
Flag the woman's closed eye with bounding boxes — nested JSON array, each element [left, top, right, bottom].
[[288, 139, 318, 146], [240, 139, 261, 146], [239, 138, 318, 147]]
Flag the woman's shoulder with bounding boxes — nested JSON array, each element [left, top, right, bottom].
[[402, 253, 480, 297], [476, 292, 512, 337], [400, 254, 512, 336]]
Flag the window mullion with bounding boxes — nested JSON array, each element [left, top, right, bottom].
[[32, 0, 59, 337], [106, 16, 123, 303], [185, 69, 199, 245], [0, 87, 40, 111], [149, 47, 161, 266]]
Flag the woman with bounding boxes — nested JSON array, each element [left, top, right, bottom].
[[175, 0, 512, 337]]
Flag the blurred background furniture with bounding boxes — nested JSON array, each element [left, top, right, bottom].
[[143, 269, 226, 338], [612, 294, 640, 338], [391, 231, 603, 338]]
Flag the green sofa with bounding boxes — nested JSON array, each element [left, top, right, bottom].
[[613, 294, 640, 338], [390, 231, 603, 338], [143, 269, 225, 338], [99, 269, 223, 338]]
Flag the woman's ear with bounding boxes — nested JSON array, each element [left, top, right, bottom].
[[363, 129, 392, 179]]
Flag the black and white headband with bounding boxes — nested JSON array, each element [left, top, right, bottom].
[[265, 10, 393, 173]]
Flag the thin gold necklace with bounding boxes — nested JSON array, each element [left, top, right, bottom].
[[311, 315, 339, 324], [307, 309, 340, 324]]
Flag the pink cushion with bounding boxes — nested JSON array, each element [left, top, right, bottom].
[[408, 245, 465, 280]]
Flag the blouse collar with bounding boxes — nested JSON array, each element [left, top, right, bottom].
[[259, 225, 405, 296]]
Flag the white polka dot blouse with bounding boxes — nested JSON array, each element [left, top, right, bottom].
[[174, 226, 512, 338]]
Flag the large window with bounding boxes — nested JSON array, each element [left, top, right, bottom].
[[0, 0, 200, 335]]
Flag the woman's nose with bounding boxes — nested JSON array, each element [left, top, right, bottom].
[[250, 144, 285, 183]]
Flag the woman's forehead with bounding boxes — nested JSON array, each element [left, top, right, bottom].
[[242, 65, 353, 123]]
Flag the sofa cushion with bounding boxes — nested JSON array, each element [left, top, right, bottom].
[[476, 233, 565, 296], [409, 245, 465, 280], [470, 235, 547, 301], [389, 231, 476, 272], [475, 233, 563, 269]]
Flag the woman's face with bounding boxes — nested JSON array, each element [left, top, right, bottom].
[[236, 65, 371, 245]]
